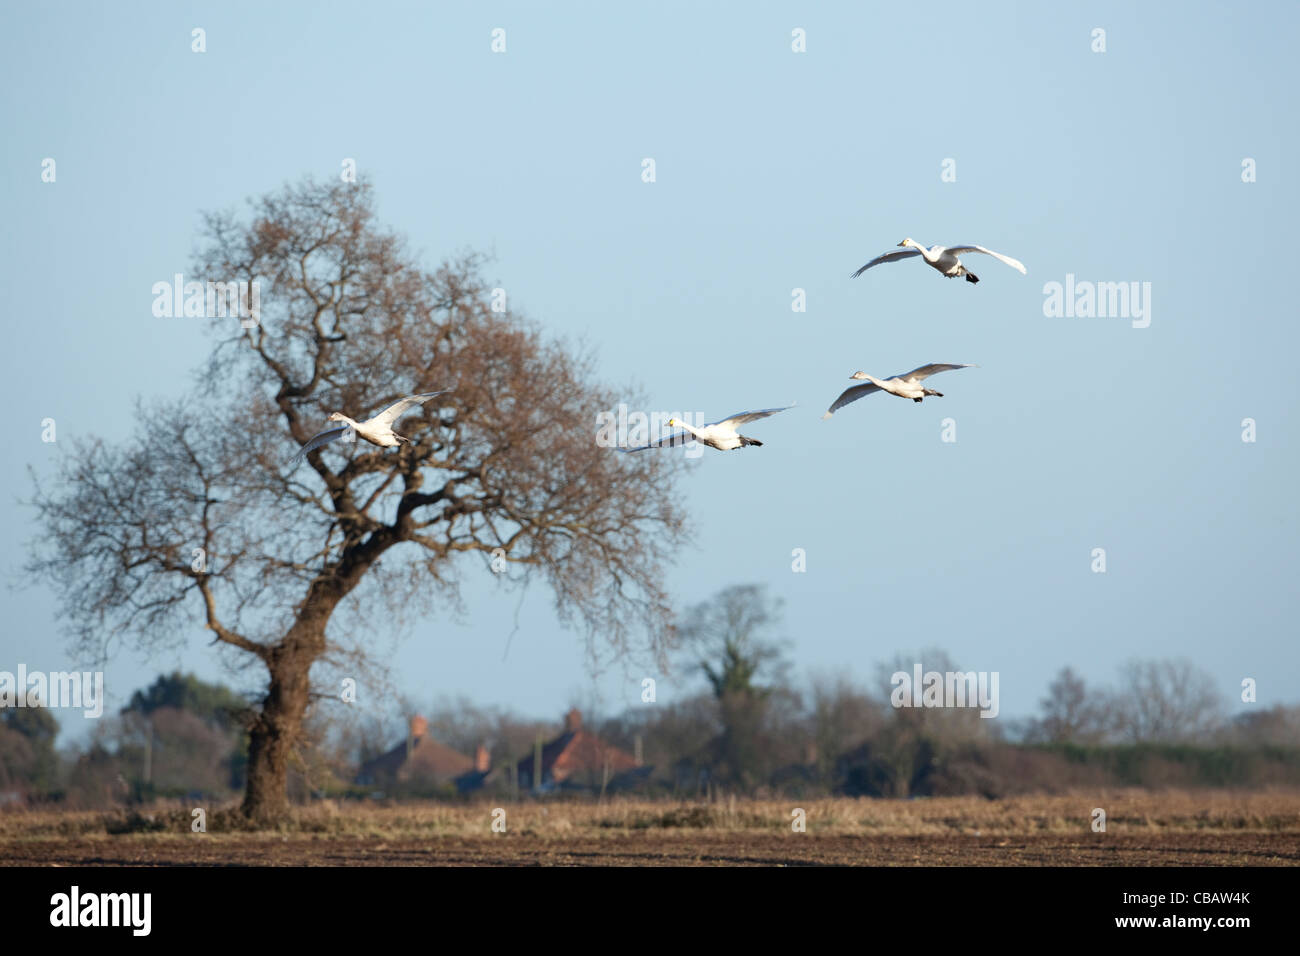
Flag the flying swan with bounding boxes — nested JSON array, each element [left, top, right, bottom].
[[619, 406, 794, 452], [850, 239, 1026, 284], [288, 390, 450, 466], [822, 365, 974, 418]]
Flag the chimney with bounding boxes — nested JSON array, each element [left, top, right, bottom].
[[475, 744, 491, 773], [564, 708, 582, 733], [409, 714, 428, 740]]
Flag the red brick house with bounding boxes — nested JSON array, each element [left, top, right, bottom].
[[357, 715, 489, 792], [515, 709, 645, 792]]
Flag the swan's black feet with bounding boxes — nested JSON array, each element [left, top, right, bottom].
[[965, 272, 980, 284], [913, 397, 923, 403]]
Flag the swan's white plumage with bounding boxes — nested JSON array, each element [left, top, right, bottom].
[[944, 245, 1027, 274], [620, 405, 793, 452], [893, 363, 974, 381], [714, 406, 793, 429], [851, 238, 1025, 282], [618, 431, 693, 452], [850, 249, 922, 277], [369, 393, 446, 427], [822, 383, 881, 416], [291, 425, 351, 460], [822, 364, 974, 418], [289, 389, 450, 467]]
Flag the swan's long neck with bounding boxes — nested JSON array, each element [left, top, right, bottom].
[[674, 420, 702, 438], [906, 240, 938, 262], [336, 415, 360, 429]]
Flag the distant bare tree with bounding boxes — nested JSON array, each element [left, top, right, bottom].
[[422, 697, 505, 756], [677, 584, 788, 699], [130, 708, 240, 795], [26, 177, 689, 822], [872, 648, 994, 744], [841, 649, 996, 797], [624, 693, 722, 793], [675, 584, 790, 789], [1027, 666, 1111, 744], [806, 674, 885, 783], [419, 695, 554, 778], [1221, 704, 1300, 747], [1111, 658, 1225, 743]]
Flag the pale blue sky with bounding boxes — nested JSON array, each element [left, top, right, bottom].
[[3, 2, 1296, 745]]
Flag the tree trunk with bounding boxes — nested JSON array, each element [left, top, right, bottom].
[[241, 622, 327, 823]]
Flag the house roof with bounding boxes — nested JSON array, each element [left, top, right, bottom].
[[516, 709, 639, 785], [357, 716, 475, 785]]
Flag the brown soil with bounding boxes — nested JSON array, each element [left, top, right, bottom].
[[7, 831, 1299, 866]]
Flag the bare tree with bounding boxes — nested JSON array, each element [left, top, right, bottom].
[[1221, 704, 1300, 747], [806, 673, 885, 784], [1027, 666, 1111, 745], [27, 178, 689, 822], [677, 584, 788, 699], [1111, 658, 1225, 744], [844, 649, 996, 797], [675, 584, 790, 789], [872, 648, 994, 744]]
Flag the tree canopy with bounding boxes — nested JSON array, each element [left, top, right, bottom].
[[27, 177, 689, 820]]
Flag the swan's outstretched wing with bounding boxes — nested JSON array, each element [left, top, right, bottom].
[[288, 426, 350, 466], [945, 246, 1026, 274], [895, 363, 976, 383], [618, 431, 694, 452], [371, 390, 450, 427], [850, 249, 922, 278], [714, 405, 794, 429], [821, 383, 881, 419]]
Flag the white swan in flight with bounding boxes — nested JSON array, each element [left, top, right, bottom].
[[619, 406, 793, 452], [822, 365, 974, 418], [851, 239, 1026, 284], [289, 390, 450, 466]]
